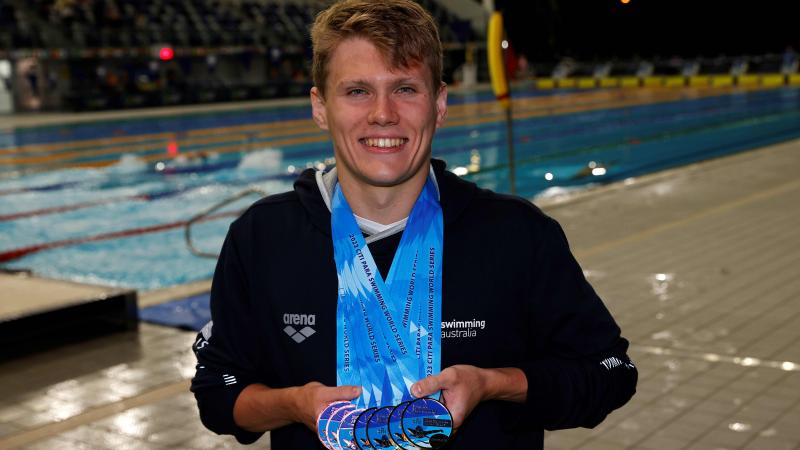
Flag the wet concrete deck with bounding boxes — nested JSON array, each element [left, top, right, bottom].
[[0, 273, 124, 319], [0, 273, 137, 360], [1, 138, 799, 449]]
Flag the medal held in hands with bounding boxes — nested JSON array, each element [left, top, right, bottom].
[[318, 402, 353, 449]]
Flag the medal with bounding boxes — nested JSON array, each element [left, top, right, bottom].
[[401, 398, 453, 449], [353, 407, 377, 449], [387, 401, 415, 449], [326, 403, 356, 450], [317, 401, 352, 449], [365, 406, 395, 449], [336, 408, 363, 450]]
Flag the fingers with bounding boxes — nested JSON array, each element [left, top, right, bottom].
[[412, 366, 463, 398], [306, 384, 362, 429], [337, 385, 362, 400], [411, 373, 443, 398], [320, 384, 362, 403]]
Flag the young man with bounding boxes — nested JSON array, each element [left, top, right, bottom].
[[191, 1, 637, 449]]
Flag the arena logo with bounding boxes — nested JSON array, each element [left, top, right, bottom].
[[283, 313, 316, 343]]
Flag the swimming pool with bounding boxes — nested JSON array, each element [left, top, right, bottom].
[[2, 85, 799, 290]]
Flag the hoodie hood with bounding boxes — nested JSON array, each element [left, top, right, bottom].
[[293, 158, 478, 238]]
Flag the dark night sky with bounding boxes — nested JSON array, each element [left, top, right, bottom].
[[496, 0, 799, 62]]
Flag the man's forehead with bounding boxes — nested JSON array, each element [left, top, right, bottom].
[[327, 38, 431, 86]]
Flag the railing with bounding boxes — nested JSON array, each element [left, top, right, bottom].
[[184, 187, 267, 259]]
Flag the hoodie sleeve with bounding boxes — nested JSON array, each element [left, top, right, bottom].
[[517, 216, 637, 430], [190, 226, 265, 444]]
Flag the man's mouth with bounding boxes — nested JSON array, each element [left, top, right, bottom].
[[361, 137, 408, 149]]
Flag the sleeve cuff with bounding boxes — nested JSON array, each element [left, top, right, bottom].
[[195, 381, 265, 445]]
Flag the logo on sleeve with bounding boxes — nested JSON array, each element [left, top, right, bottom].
[[600, 356, 636, 370], [193, 321, 213, 353], [283, 313, 316, 343]]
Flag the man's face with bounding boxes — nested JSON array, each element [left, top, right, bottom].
[[310, 38, 447, 189]]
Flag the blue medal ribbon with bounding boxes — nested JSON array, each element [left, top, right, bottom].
[[333, 175, 443, 407]]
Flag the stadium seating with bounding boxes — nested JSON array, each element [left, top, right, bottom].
[[0, 0, 478, 111], [1, 0, 473, 50]]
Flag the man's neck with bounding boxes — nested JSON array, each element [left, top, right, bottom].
[[337, 165, 430, 225]]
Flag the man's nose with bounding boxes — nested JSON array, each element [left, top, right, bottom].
[[368, 94, 399, 126]]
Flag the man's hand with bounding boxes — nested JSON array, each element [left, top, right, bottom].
[[411, 365, 528, 429], [293, 382, 361, 431], [233, 382, 360, 433], [411, 365, 485, 428]]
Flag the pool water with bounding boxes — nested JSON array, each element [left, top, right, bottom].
[[1, 85, 799, 290]]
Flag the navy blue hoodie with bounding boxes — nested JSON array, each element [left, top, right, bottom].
[[191, 159, 637, 449]]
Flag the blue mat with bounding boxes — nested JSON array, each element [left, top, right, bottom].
[[140, 292, 210, 331]]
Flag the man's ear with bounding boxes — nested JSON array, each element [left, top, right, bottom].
[[310, 86, 329, 130], [435, 82, 448, 128]]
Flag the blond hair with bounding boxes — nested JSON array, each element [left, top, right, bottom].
[[311, 0, 443, 95]]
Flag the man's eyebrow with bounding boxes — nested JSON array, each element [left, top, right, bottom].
[[337, 77, 425, 88], [394, 77, 424, 85], [337, 79, 372, 88]]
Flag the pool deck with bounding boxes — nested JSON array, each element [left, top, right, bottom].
[[1, 138, 799, 449], [0, 272, 126, 319], [0, 272, 137, 361]]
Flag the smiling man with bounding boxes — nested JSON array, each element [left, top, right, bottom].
[[309, 35, 446, 225], [190, 1, 637, 449]]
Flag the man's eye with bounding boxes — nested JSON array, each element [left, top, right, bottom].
[[348, 88, 368, 96], [397, 86, 416, 94]]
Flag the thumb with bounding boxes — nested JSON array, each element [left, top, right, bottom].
[[412, 375, 442, 398], [322, 385, 362, 403]]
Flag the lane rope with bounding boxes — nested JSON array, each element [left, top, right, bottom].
[[0, 210, 240, 263]]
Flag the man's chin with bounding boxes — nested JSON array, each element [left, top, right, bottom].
[[337, 157, 430, 189], [360, 174, 411, 188], [362, 162, 432, 188]]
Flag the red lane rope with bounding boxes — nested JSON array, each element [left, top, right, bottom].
[[0, 211, 240, 263], [0, 195, 148, 222], [0, 187, 29, 196]]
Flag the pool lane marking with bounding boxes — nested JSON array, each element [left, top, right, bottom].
[[0, 379, 191, 449], [0, 84, 767, 170], [1, 84, 761, 159], [5, 105, 796, 221], [0, 101, 750, 203], [0, 169, 298, 220], [574, 177, 800, 261], [2, 132, 331, 173], [0, 83, 771, 158], [0, 210, 242, 263], [466, 108, 800, 180], [0, 126, 327, 165], [3, 143, 796, 263], [0, 87, 613, 154], [0, 85, 771, 170], [1, 116, 330, 159], [0, 85, 764, 161], [0, 97, 542, 162], [5, 102, 796, 236], [0, 113, 319, 155], [28, 98, 796, 178], [0, 196, 143, 221]]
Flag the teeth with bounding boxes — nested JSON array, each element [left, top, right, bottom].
[[365, 138, 404, 148]]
